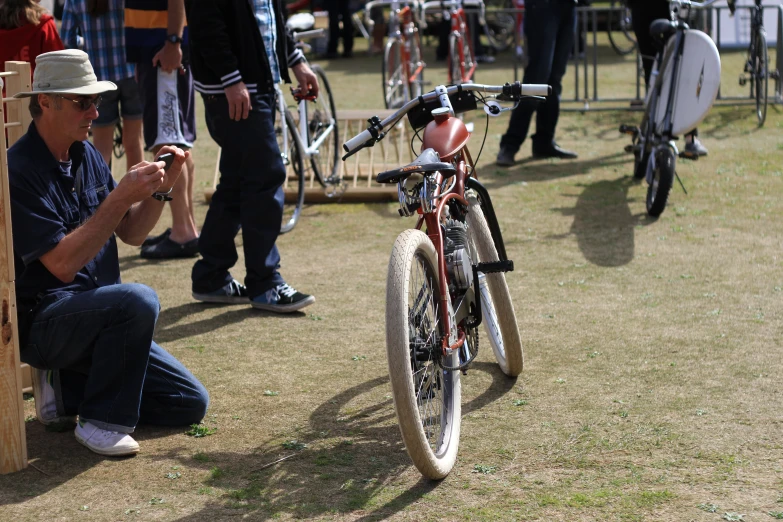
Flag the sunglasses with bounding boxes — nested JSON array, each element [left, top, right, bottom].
[[58, 95, 102, 111]]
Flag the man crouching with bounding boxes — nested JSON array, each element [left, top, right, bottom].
[[8, 50, 208, 457]]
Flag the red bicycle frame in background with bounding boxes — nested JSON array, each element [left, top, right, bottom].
[[399, 6, 425, 91], [448, 4, 476, 83]]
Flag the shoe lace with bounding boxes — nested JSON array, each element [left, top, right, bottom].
[[228, 280, 247, 297], [276, 283, 297, 298]]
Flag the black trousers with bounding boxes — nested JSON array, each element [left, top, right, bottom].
[[325, 0, 354, 54]]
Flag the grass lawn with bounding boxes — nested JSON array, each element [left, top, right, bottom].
[[1, 34, 782, 521]]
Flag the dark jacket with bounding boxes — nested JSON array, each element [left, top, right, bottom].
[[183, 0, 305, 95]]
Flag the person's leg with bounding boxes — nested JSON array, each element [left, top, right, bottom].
[[326, 0, 341, 56], [152, 142, 198, 245], [531, 1, 576, 151], [371, 6, 386, 54], [116, 76, 145, 171], [138, 342, 208, 426], [341, 0, 354, 56], [91, 87, 121, 166], [191, 95, 243, 295], [23, 284, 160, 433], [630, 2, 671, 88], [498, 0, 559, 155]]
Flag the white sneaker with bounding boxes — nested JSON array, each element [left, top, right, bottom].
[[74, 420, 140, 457], [32, 368, 75, 426]]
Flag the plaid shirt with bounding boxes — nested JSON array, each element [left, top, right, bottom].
[[61, 0, 134, 82], [251, 0, 281, 84]]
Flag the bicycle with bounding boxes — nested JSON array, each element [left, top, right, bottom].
[[366, 0, 426, 109], [729, 0, 779, 127], [620, 0, 721, 217], [268, 16, 341, 233], [482, 0, 515, 53], [421, 0, 484, 84], [342, 80, 549, 479], [608, 0, 637, 56]]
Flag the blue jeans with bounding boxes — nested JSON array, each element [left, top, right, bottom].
[[192, 93, 285, 298], [21, 283, 209, 433], [500, 0, 575, 153]]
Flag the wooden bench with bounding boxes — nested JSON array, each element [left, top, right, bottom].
[[0, 60, 32, 474]]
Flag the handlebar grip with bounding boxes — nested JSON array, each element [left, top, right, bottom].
[[520, 84, 551, 97], [343, 129, 374, 153]]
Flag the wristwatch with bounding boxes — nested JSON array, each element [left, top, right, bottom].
[[151, 187, 174, 202], [166, 34, 183, 45]]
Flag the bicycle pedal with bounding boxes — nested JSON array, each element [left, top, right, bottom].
[[624, 144, 636, 154], [476, 260, 514, 274], [619, 124, 637, 135]]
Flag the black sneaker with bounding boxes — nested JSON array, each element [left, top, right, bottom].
[[532, 142, 578, 160], [251, 283, 315, 313], [141, 228, 171, 248], [496, 147, 516, 167], [192, 279, 249, 304], [140, 237, 199, 259]]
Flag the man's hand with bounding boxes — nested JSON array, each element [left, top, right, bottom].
[[115, 161, 167, 206], [292, 62, 319, 98], [225, 82, 251, 121], [155, 146, 189, 192], [152, 41, 183, 73]]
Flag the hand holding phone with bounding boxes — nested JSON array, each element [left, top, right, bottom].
[[157, 152, 175, 171]]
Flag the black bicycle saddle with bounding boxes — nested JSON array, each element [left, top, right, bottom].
[[376, 148, 456, 184], [649, 19, 679, 47]]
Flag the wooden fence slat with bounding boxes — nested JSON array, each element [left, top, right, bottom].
[[4, 62, 31, 146], [0, 68, 28, 474]]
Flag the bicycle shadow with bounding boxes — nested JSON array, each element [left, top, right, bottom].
[[548, 176, 654, 267], [480, 151, 632, 188]]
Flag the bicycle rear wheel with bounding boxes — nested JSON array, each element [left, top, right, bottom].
[[113, 121, 125, 160], [754, 29, 769, 127], [275, 107, 305, 234], [608, 0, 636, 56], [387, 229, 461, 480], [465, 194, 523, 376], [483, 0, 515, 52], [307, 64, 341, 191], [383, 38, 410, 109]]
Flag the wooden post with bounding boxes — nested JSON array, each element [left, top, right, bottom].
[[0, 71, 28, 474]]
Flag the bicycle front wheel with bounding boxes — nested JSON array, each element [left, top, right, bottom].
[[754, 29, 769, 127], [465, 194, 524, 376], [275, 107, 305, 234], [383, 39, 410, 109], [307, 64, 341, 189], [646, 146, 675, 217], [386, 229, 461, 480]]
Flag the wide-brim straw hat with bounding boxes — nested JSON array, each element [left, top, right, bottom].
[[13, 49, 117, 98]]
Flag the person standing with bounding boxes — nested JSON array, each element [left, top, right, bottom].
[[9, 50, 208, 456], [60, 0, 144, 172], [125, 0, 200, 258], [0, 0, 63, 77], [496, 0, 578, 166], [627, 0, 707, 157], [324, 0, 354, 58], [184, 0, 317, 313]]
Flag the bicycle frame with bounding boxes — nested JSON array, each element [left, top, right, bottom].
[[422, 0, 485, 83], [368, 0, 425, 97]]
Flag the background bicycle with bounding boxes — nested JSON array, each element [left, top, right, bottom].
[[366, 0, 426, 109], [421, 0, 484, 84], [608, 0, 637, 55]]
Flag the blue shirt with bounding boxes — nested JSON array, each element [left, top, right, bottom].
[[8, 123, 121, 334], [60, 0, 135, 82], [252, 0, 281, 84]]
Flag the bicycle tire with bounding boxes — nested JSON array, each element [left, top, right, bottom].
[[483, 0, 515, 52], [465, 194, 524, 377], [754, 29, 768, 127], [276, 107, 305, 234], [608, 0, 636, 56], [383, 38, 410, 109], [408, 27, 425, 99], [307, 64, 341, 189], [646, 146, 675, 217], [448, 34, 465, 85], [113, 120, 125, 160], [386, 229, 461, 480]]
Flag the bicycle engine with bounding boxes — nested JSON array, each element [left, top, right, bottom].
[[443, 219, 473, 294]]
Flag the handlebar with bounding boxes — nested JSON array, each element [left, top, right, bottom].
[[342, 82, 551, 155]]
